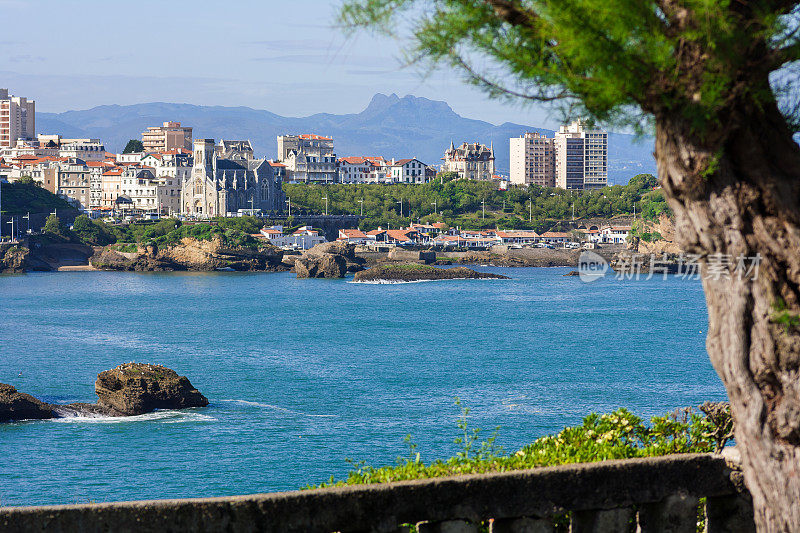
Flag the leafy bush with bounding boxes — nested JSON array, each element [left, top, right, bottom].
[[311, 402, 732, 489], [72, 215, 116, 245]]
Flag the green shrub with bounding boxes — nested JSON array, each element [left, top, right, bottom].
[[310, 402, 732, 489]]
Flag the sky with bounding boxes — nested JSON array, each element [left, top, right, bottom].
[[0, 0, 558, 127]]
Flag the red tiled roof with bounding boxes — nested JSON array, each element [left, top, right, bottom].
[[339, 229, 367, 239]]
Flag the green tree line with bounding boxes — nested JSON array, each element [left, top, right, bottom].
[[283, 174, 661, 231]]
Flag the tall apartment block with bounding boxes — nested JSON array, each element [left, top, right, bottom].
[[0, 89, 35, 149], [509, 132, 555, 187], [277, 134, 337, 183], [141, 121, 193, 152], [555, 121, 607, 190], [510, 122, 607, 190]]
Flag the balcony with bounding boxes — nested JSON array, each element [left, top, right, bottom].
[[0, 453, 753, 532]]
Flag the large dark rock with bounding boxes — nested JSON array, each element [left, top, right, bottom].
[[95, 363, 209, 416], [295, 254, 347, 278], [294, 241, 364, 278], [353, 263, 510, 282], [0, 383, 54, 422]]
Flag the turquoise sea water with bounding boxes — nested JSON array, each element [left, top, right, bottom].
[[0, 268, 725, 507]]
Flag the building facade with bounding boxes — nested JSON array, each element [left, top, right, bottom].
[[43, 158, 91, 211], [442, 141, 495, 181], [0, 89, 35, 149], [141, 122, 193, 152], [277, 134, 337, 183], [509, 132, 555, 187], [554, 121, 608, 190], [509, 122, 608, 190], [388, 158, 429, 184]]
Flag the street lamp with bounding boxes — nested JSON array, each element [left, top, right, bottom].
[[431, 201, 437, 215], [7, 218, 14, 242], [286, 197, 291, 217], [322, 196, 329, 216], [358, 199, 364, 217], [482, 200, 485, 220], [527, 200, 532, 222], [23, 212, 30, 234], [397, 198, 403, 218]]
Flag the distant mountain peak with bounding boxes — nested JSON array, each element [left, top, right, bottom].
[[360, 92, 458, 121], [364, 93, 401, 112]]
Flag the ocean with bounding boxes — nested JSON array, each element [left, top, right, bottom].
[[0, 268, 725, 506]]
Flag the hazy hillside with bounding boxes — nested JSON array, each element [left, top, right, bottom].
[[38, 93, 656, 184]]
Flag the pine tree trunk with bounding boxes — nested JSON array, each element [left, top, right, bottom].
[[655, 98, 800, 531]]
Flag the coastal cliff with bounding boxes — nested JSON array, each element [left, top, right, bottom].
[[91, 237, 286, 272]]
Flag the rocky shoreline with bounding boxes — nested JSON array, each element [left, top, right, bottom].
[[0, 363, 208, 422], [90, 238, 286, 272], [353, 263, 510, 283]]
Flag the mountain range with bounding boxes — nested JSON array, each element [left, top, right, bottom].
[[37, 93, 656, 184]]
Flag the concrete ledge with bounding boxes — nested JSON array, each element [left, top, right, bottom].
[[0, 454, 742, 533]]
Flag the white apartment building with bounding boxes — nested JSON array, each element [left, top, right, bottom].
[[338, 156, 388, 184], [442, 141, 495, 181], [87, 161, 115, 208], [277, 134, 337, 183], [555, 121, 608, 190], [120, 168, 181, 214], [388, 158, 429, 184], [140, 150, 193, 182], [509, 122, 608, 190], [59, 139, 106, 161], [509, 132, 555, 187], [141, 121, 193, 152], [0, 89, 35, 149]]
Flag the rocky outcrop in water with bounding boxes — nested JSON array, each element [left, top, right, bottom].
[[91, 238, 285, 272], [0, 244, 30, 273], [353, 263, 510, 282], [294, 241, 365, 278], [0, 363, 208, 422], [0, 384, 54, 422], [95, 363, 209, 416]]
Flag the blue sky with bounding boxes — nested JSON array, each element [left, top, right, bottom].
[[0, 0, 556, 126]]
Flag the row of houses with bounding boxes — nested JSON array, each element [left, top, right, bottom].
[[0, 139, 286, 217], [335, 225, 572, 248], [335, 224, 631, 248]]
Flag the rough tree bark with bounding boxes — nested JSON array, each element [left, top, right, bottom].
[[656, 94, 800, 531]]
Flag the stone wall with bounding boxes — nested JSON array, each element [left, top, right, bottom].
[[0, 453, 754, 533]]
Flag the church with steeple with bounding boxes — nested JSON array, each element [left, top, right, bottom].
[[181, 139, 285, 217], [441, 141, 495, 181]]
